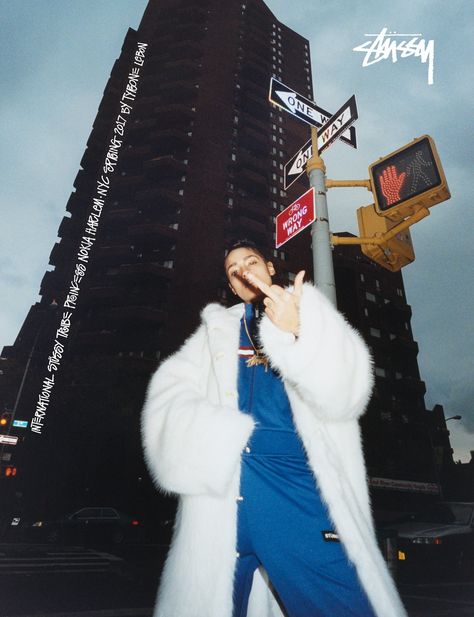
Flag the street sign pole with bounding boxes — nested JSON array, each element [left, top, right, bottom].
[[307, 127, 337, 307]]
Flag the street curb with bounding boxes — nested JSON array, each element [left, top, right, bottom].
[[3, 609, 153, 617]]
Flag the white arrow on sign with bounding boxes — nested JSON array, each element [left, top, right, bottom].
[[284, 95, 358, 190], [273, 89, 320, 124], [318, 95, 358, 154], [269, 77, 357, 149]]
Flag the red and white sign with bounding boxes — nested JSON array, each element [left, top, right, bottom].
[[275, 187, 315, 248], [0, 435, 18, 445]]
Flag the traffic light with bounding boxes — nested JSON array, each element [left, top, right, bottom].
[[1, 412, 11, 427], [356, 204, 415, 272], [369, 135, 450, 221]]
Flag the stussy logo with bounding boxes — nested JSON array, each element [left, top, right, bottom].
[[353, 28, 434, 85]]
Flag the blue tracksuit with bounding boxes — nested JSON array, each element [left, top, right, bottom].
[[233, 303, 376, 617]]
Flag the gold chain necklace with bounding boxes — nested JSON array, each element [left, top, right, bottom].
[[243, 312, 269, 371]]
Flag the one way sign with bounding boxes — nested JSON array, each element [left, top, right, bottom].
[[269, 77, 357, 149], [284, 95, 358, 189]]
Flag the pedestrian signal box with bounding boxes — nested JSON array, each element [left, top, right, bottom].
[[356, 204, 415, 272], [369, 135, 450, 221]]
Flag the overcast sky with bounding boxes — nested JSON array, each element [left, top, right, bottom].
[[1, 0, 473, 461]]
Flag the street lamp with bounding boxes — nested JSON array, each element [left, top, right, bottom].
[[445, 415, 462, 422]]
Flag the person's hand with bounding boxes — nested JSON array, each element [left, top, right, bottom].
[[242, 270, 305, 335]]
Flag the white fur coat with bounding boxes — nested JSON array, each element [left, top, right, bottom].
[[141, 283, 408, 617]]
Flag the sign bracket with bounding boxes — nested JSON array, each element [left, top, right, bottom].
[[326, 179, 373, 191]]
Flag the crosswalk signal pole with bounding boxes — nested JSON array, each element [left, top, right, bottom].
[[307, 126, 337, 307]]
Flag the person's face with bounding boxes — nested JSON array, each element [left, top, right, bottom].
[[224, 247, 275, 303]]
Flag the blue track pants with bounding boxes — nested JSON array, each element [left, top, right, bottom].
[[233, 429, 376, 617]]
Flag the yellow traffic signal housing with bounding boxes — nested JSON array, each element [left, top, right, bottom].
[[369, 135, 450, 221], [0, 412, 11, 427], [356, 204, 415, 272]]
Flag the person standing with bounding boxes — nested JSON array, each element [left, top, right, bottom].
[[141, 240, 408, 617]]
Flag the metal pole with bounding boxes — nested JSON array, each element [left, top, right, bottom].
[[307, 126, 337, 307]]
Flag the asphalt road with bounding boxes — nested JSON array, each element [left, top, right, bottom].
[[0, 543, 473, 617]]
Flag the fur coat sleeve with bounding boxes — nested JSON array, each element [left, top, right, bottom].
[[141, 324, 254, 498], [259, 282, 374, 422]]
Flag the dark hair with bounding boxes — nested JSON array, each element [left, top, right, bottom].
[[225, 238, 267, 261]]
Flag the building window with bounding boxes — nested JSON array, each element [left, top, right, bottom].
[[163, 260, 174, 269], [365, 292, 376, 303], [360, 273, 365, 282], [231, 153, 236, 161], [389, 333, 396, 340], [375, 367, 386, 378], [395, 372, 403, 380], [363, 307, 369, 317], [370, 327, 381, 338], [397, 288, 404, 297]]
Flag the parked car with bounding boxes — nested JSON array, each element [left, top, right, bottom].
[[27, 506, 142, 545], [390, 501, 474, 575]]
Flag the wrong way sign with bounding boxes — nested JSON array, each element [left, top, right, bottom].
[[284, 95, 358, 189], [276, 188, 315, 248], [269, 78, 357, 149]]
